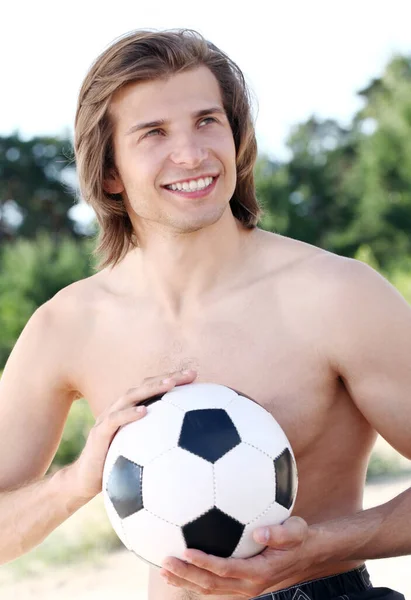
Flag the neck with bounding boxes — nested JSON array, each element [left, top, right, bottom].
[[120, 211, 253, 320]]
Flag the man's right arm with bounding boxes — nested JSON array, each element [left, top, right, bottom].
[[0, 464, 89, 563], [0, 297, 88, 564], [0, 295, 196, 564]]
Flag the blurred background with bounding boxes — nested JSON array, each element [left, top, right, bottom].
[[1, 0, 411, 597]]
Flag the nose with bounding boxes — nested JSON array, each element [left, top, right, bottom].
[[169, 133, 208, 168]]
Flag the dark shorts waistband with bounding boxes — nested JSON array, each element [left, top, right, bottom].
[[252, 565, 404, 600]]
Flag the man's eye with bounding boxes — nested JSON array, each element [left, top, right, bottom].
[[145, 129, 163, 138], [199, 117, 217, 126]]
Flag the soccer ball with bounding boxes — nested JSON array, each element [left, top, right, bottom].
[[102, 383, 297, 568]]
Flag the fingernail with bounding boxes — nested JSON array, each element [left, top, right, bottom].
[[255, 527, 269, 543], [136, 406, 146, 413], [182, 370, 191, 375], [162, 377, 173, 384]]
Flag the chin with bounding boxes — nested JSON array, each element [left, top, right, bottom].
[[173, 207, 228, 233]]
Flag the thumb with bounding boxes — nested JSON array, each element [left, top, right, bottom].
[[253, 516, 308, 548]]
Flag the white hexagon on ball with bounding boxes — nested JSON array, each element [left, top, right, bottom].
[[143, 446, 214, 525], [214, 443, 276, 523]]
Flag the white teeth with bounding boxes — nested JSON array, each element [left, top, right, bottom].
[[167, 176, 214, 192]]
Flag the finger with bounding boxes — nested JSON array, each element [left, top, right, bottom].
[[113, 369, 197, 410], [254, 517, 308, 548], [95, 404, 147, 432], [159, 369, 197, 385], [87, 405, 148, 464], [160, 570, 206, 594], [162, 558, 246, 595], [184, 549, 267, 582]]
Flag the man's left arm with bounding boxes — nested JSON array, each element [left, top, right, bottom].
[[159, 258, 411, 597], [310, 257, 411, 563]]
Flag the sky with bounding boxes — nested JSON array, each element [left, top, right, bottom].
[[2, 0, 411, 162]]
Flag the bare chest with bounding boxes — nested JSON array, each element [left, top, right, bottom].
[[75, 301, 336, 458]]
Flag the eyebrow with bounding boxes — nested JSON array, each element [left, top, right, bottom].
[[125, 106, 226, 136]]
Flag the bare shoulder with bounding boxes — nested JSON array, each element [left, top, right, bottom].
[[301, 245, 408, 315], [44, 270, 110, 327], [255, 229, 326, 270], [255, 229, 410, 320], [19, 273, 108, 390], [12, 275, 96, 351], [50, 271, 105, 309], [254, 229, 336, 291], [257, 229, 397, 293]]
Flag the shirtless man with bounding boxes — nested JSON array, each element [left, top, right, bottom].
[[0, 28, 410, 600]]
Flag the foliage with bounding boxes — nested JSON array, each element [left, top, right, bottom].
[[347, 56, 411, 269], [0, 134, 80, 242], [0, 234, 95, 365], [255, 54, 411, 271], [50, 399, 95, 469], [366, 451, 404, 481]]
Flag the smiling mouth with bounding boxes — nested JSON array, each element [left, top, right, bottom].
[[163, 176, 216, 193]]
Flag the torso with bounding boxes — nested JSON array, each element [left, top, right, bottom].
[[60, 229, 377, 600]]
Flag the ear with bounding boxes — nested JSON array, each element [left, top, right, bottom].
[[103, 169, 124, 195]]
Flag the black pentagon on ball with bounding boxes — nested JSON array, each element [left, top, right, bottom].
[[139, 392, 166, 408], [178, 408, 241, 463], [106, 455, 144, 519], [183, 507, 244, 557], [274, 448, 297, 509]]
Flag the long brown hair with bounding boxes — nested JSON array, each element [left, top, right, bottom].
[[74, 29, 261, 269]]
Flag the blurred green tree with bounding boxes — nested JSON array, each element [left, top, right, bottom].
[[0, 234, 95, 365], [256, 119, 359, 256], [347, 56, 411, 269], [0, 133, 80, 242], [255, 54, 411, 272]]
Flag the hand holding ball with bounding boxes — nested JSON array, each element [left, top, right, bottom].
[[102, 383, 297, 567]]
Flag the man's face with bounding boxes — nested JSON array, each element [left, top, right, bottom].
[[107, 66, 237, 234]]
